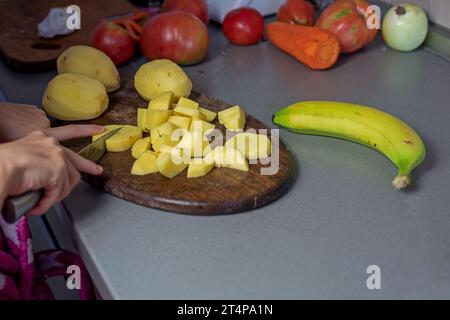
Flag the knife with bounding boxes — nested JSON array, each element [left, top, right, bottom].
[[1, 127, 121, 224]]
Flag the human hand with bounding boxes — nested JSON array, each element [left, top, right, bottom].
[[0, 124, 104, 216], [0, 102, 51, 142]]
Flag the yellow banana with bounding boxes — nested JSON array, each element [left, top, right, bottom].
[[273, 101, 426, 190]]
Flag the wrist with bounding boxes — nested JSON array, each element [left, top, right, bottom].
[[0, 143, 17, 187], [0, 148, 16, 210]]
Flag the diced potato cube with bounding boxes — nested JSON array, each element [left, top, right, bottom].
[[92, 124, 123, 142], [187, 158, 214, 178], [189, 120, 215, 134], [156, 152, 188, 178], [225, 133, 271, 160], [150, 128, 160, 145], [131, 137, 151, 159], [131, 151, 158, 176], [204, 146, 225, 167], [156, 121, 178, 137], [173, 105, 204, 120], [147, 91, 175, 111], [137, 108, 148, 132], [168, 115, 191, 130], [145, 110, 172, 130], [177, 130, 210, 158], [204, 146, 248, 171], [223, 147, 249, 172], [199, 107, 217, 122], [192, 111, 206, 121], [105, 125, 143, 152], [177, 97, 199, 109], [159, 144, 175, 154], [223, 110, 246, 131], [152, 134, 179, 153], [218, 105, 244, 124]]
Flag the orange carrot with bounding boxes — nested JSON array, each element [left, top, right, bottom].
[[267, 22, 341, 70]]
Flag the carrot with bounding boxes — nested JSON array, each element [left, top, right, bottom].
[[267, 22, 341, 70]]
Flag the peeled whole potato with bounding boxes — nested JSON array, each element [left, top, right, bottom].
[[134, 59, 192, 101], [42, 73, 109, 121], [57, 45, 120, 92]]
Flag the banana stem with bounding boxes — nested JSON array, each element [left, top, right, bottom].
[[392, 175, 411, 190]]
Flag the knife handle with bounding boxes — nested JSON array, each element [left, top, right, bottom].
[[2, 190, 43, 223]]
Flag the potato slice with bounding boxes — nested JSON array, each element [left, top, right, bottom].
[[92, 124, 123, 142], [225, 133, 271, 160], [156, 152, 188, 178], [177, 97, 199, 109], [189, 120, 215, 134], [187, 158, 214, 178], [131, 137, 151, 159], [145, 110, 172, 130], [105, 125, 143, 152], [204, 146, 249, 171], [147, 91, 175, 111], [131, 151, 158, 175], [168, 116, 191, 131], [137, 108, 148, 132], [199, 107, 217, 122]]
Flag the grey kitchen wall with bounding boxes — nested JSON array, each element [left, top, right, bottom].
[[381, 0, 450, 29]]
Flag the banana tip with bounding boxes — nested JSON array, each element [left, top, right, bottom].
[[392, 175, 410, 190]]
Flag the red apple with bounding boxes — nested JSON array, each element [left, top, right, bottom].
[[277, 0, 315, 26], [315, 0, 378, 53], [222, 8, 264, 46], [161, 0, 209, 25], [140, 11, 209, 65], [89, 22, 135, 65]]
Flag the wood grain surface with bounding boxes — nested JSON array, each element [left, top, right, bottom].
[[62, 80, 294, 215], [0, 0, 137, 72]]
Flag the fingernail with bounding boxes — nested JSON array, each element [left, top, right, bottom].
[[97, 165, 103, 173]]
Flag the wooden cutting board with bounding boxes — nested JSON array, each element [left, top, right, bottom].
[[62, 80, 294, 215], [0, 0, 137, 72]]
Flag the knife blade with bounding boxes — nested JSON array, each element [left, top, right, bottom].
[[1, 127, 121, 223]]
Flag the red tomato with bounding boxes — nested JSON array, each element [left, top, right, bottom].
[[222, 8, 265, 46], [277, 0, 315, 26], [89, 22, 135, 65], [140, 11, 209, 65], [315, 0, 378, 53], [161, 0, 209, 25]]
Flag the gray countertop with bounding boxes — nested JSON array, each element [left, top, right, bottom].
[[1, 24, 450, 299]]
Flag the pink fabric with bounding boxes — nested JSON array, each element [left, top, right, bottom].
[[0, 215, 95, 300]]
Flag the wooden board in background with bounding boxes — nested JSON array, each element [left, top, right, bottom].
[[0, 0, 137, 72], [62, 80, 294, 215]]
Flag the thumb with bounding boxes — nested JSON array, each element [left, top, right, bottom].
[[45, 125, 105, 142]]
